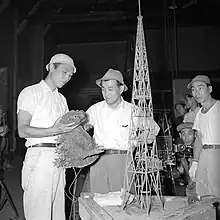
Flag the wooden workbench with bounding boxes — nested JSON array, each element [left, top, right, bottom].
[[79, 193, 217, 220]]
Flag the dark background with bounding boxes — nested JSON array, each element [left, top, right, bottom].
[[0, 0, 220, 150]]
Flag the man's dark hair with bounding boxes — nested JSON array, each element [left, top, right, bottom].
[[174, 101, 186, 109], [184, 94, 193, 99]]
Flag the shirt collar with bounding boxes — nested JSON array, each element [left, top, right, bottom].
[[104, 97, 125, 111], [39, 80, 58, 93]]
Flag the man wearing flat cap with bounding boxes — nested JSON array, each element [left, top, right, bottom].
[[17, 53, 77, 220], [176, 122, 199, 204], [85, 68, 160, 193], [188, 75, 220, 199], [175, 122, 194, 184]]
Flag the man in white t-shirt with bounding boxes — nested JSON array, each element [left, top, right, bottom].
[[188, 75, 220, 198], [85, 68, 160, 193], [17, 54, 77, 220]]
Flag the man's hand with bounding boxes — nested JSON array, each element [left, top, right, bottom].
[[52, 116, 79, 135], [17, 109, 79, 138], [83, 123, 93, 131], [83, 145, 105, 159], [189, 161, 198, 182], [93, 145, 105, 155]]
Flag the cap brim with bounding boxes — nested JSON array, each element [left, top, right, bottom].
[[95, 79, 102, 87], [45, 63, 76, 73], [177, 124, 193, 132], [187, 82, 192, 89], [95, 78, 128, 92], [46, 63, 49, 71]]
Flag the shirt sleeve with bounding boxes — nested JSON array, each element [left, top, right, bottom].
[[60, 93, 69, 114], [183, 113, 188, 123], [135, 106, 160, 144], [145, 117, 160, 144], [17, 88, 36, 115], [86, 105, 95, 126], [193, 110, 200, 131]]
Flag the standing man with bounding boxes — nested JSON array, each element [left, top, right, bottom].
[[174, 101, 187, 126], [183, 94, 200, 123], [85, 68, 159, 193], [188, 75, 220, 198], [17, 53, 77, 220]]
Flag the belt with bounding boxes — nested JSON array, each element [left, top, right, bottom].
[[105, 149, 127, 155], [203, 145, 220, 150], [29, 143, 57, 148]]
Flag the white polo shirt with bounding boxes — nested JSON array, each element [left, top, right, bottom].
[[193, 100, 220, 145], [86, 98, 159, 150], [17, 80, 68, 147]]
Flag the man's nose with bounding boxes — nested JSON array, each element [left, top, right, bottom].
[[185, 136, 189, 141], [195, 89, 200, 95], [104, 90, 109, 96]]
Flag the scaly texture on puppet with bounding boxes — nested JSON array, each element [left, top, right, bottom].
[[54, 110, 102, 168]]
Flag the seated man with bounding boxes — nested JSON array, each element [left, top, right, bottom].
[[175, 122, 194, 181], [176, 122, 199, 204]]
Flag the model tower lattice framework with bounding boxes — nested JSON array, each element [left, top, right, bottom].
[[122, 11, 164, 214]]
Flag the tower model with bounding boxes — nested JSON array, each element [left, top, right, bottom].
[[122, 12, 164, 214]]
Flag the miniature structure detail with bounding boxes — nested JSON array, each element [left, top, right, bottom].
[[123, 5, 164, 214]]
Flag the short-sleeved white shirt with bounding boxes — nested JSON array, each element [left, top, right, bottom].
[[193, 100, 220, 145], [86, 98, 159, 150], [17, 80, 68, 147], [183, 106, 200, 123]]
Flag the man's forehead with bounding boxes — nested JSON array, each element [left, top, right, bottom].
[[59, 63, 74, 72], [191, 81, 206, 88]]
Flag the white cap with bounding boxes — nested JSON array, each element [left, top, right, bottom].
[[46, 53, 76, 73]]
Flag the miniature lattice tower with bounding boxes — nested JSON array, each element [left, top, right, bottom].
[[122, 1, 164, 214]]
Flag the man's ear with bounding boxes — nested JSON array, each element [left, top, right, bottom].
[[208, 85, 212, 94], [49, 63, 55, 72], [119, 85, 124, 94]]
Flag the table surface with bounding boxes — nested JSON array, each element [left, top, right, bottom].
[[79, 194, 189, 220], [79, 193, 217, 220]]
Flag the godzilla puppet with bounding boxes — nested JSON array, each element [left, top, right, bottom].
[[54, 110, 103, 169]]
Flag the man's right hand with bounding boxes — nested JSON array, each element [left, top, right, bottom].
[[83, 123, 93, 131], [189, 161, 198, 182], [52, 117, 79, 135]]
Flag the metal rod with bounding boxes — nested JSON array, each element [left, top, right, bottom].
[[11, 8, 19, 153], [0, 0, 10, 15], [16, 0, 43, 35], [172, 0, 179, 78], [138, 0, 141, 16], [163, 0, 168, 71]]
